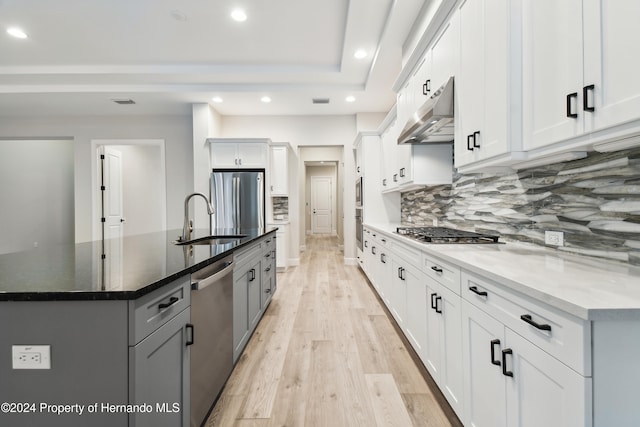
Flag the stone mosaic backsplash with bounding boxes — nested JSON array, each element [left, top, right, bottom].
[[401, 147, 640, 265], [273, 196, 289, 220]]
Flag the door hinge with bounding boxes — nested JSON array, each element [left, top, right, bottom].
[[101, 218, 106, 223], [101, 185, 106, 191], [100, 154, 105, 159], [101, 254, 106, 259]]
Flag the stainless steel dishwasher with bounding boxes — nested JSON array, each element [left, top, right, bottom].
[[189, 254, 234, 427]]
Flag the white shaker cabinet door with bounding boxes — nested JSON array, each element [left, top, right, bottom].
[[505, 329, 591, 427], [462, 300, 507, 427], [583, 0, 640, 133], [522, 0, 584, 150]]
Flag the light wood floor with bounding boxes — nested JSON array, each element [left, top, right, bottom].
[[206, 235, 462, 427]]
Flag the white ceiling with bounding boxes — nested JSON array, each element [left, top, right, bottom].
[[0, 0, 427, 117]]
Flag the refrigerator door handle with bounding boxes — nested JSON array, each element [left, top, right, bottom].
[[233, 176, 240, 228], [257, 174, 264, 230]]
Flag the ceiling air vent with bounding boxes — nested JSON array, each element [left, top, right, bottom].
[[110, 98, 136, 105], [312, 98, 330, 104]]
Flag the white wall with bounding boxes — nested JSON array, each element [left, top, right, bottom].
[[0, 115, 193, 242], [0, 139, 74, 254], [218, 115, 357, 263]]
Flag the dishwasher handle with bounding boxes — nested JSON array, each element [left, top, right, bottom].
[[191, 260, 235, 291]]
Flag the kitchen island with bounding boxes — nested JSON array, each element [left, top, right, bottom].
[[0, 227, 277, 427]]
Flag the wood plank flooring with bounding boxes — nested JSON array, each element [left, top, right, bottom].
[[206, 235, 461, 427]]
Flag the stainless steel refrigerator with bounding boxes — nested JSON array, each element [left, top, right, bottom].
[[210, 169, 265, 231]]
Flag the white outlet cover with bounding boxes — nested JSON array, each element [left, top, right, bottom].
[[12, 345, 51, 369]]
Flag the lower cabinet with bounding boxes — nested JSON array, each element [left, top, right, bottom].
[[424, 281, 464, 418], [462, 300, 590, 427], [232, 232, 277, 364], [130, 308, 190, 427]]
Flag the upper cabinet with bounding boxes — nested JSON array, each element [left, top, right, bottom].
[[269, 144, 289, 196], [455, 0, 525, 171], [522, 0, 640, 153], [208, 138, 268, 169]]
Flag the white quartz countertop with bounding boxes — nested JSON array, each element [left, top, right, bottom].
[[364, 223, 640, 321]]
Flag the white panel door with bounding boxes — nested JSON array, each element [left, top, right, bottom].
[[584, 0, 640, 132], [310, 176, 332, 234], [103, 146, 124, 289], [439, 285, 464, 418]]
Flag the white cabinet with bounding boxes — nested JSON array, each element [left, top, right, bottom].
[[456, 0, 524, 171], [522, 0, 640, 152], [209, 139, 268, 169], [461, 272, 591, 427], [269, 145, 288, 196], [380, 118, 400, 192]]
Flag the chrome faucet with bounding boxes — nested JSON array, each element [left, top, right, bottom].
[[181, 192, 214, 242]]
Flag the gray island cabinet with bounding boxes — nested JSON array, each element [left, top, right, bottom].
[[0, 228, 277, 427]]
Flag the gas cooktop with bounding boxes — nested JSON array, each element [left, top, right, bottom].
[[396, 226, 500, 244]]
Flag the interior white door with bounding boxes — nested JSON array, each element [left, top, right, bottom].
[[102, 146, 124, 288], [310, 176, 332, 234]]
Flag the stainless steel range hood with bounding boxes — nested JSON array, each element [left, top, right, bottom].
[[398, 76, 454, 144]]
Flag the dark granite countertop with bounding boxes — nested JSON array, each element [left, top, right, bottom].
[[0, 227, 277, 301]]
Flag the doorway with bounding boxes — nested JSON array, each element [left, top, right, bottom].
[[91, 139, 167, 241]]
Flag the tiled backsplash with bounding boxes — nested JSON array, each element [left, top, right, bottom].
[[401, 147, 640, 265], [273, 196, 289, 220]]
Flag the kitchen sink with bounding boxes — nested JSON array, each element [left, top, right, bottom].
[[173, 235, 247, 246]]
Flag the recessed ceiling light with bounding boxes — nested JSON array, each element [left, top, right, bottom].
[[231, 8, 247, 22], [354, 49, 367, 59], [7, 27, 27, 39], [346, 96, 356, 103], [170, 10, 188, 22], [212, 97, 223, 103], [261, 96, 271, 103]]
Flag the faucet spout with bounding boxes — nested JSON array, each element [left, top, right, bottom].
[[182, 192, 214, 242]]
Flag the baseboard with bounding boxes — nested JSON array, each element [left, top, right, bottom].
[[344, 257, 358, 266], [288, 258, 300, 266], [300, 245, 306, 252]]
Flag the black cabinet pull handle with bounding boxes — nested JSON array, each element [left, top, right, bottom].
[[431, 266, 443, 273], [583, 84, 595, 112], [381, 238, 386, 243], [435, 296, 442, 314], [400, 267, 406, 281], [383, 178, 387, 186], [399, 167, 406, 178], [393, 173, 398, 182], [372, 246, 376, 255], [520, 314, 552, 331], [380, 253, 386, 264], [430, 293, 437, 310], [249, 268, 256, 282], [423, 79, 431, 95], [265, 266, 271, 272], [364, 241, 368, 248], [398, 267, 403, 279], [467, 134, 474, 151], [469, 286, 488, 297], [490, 339, 501, 366], [473, 131, 481, 148], [566, 92, 578, 118], [265, 253, 271, 258], [186, 323, 194, 346], [502, 349, 514, 377], [158, 296, 179, 310]]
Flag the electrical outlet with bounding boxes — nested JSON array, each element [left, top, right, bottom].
[[12, 345, 51, 369], [545, 230, 564, 246]]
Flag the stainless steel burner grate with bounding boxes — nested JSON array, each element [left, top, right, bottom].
[[396, 226, 499, 244]]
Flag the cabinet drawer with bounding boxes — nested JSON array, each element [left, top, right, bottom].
[[461, 271, 591, 375], [423, 254, 461, 294], [391, 239, 422, 270], [129, 276, 191, 345]]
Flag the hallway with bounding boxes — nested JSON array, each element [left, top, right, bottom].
[[206, 235, 459, 426]]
